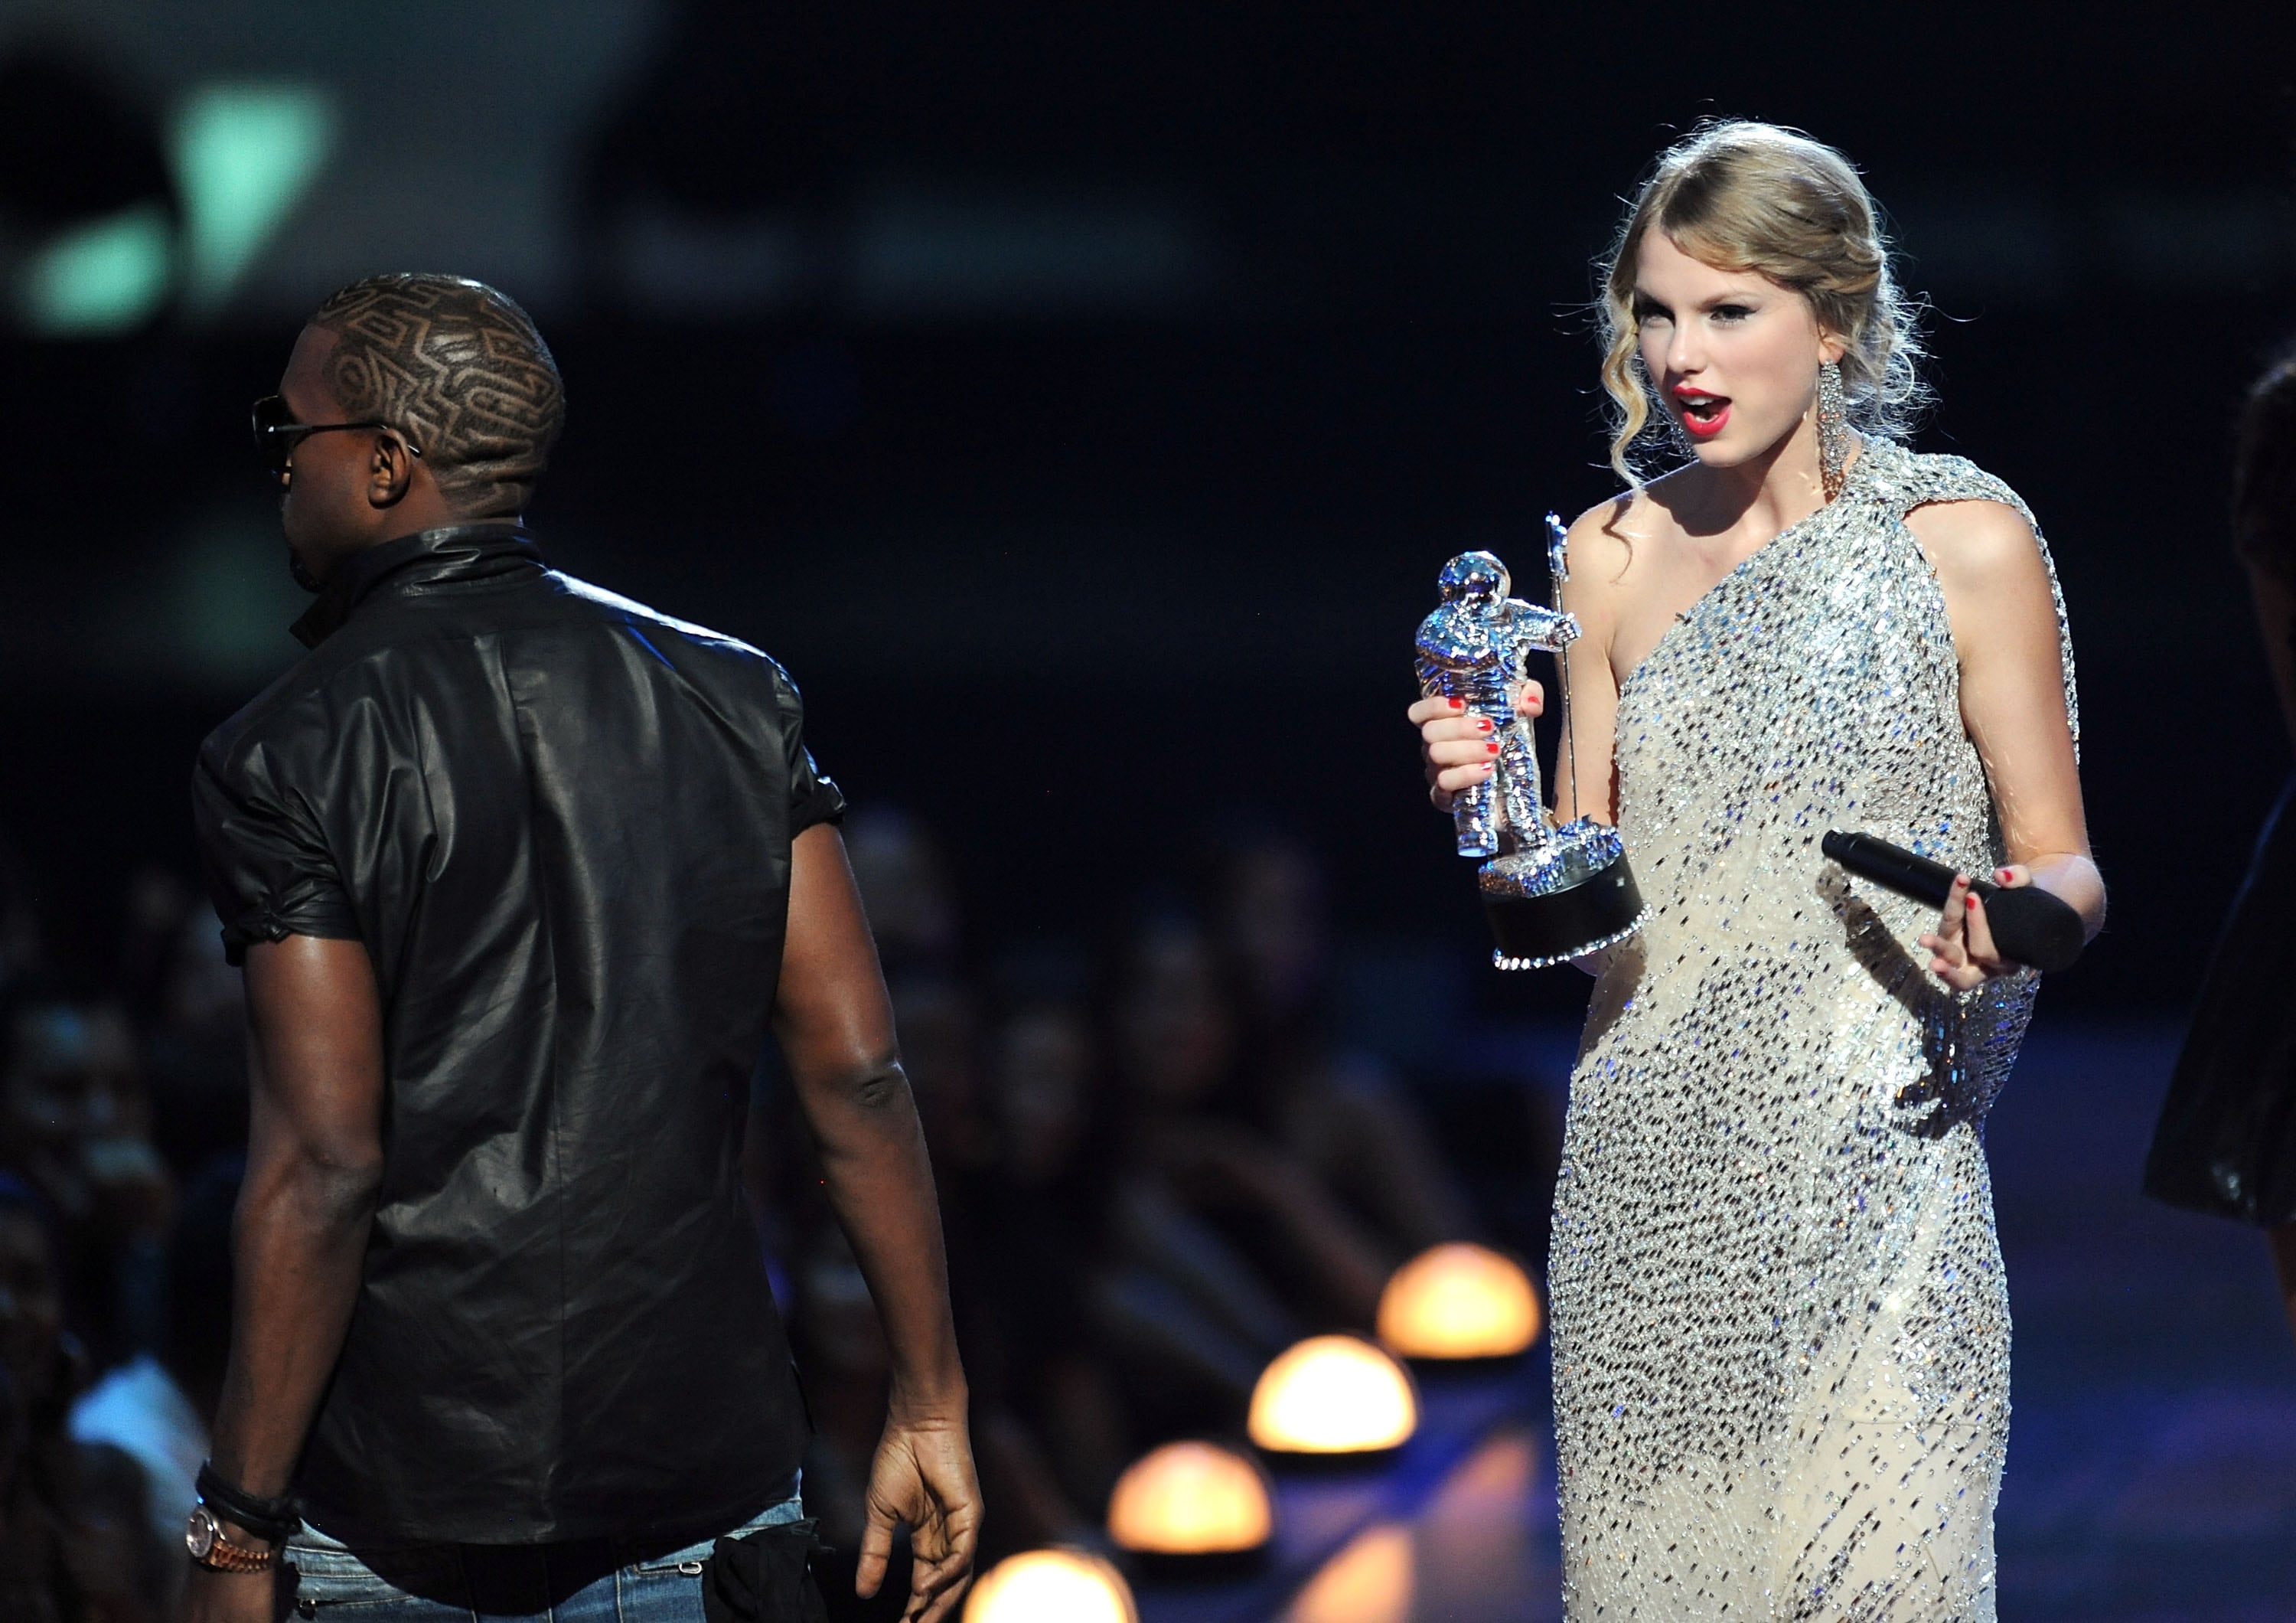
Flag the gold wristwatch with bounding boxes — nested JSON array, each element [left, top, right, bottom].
[[186, 1504, 276, 1572]]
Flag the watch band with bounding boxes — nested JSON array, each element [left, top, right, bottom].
[[187, 1505, 276, 1572]]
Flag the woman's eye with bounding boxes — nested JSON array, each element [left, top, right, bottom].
[[1635, 305, 1671, 326], [1712, 305, 1753, 322]]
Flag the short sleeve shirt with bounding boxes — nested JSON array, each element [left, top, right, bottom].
[[194, 523, 837, 1544]]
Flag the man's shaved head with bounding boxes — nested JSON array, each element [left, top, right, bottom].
[[306, 274, 563, 517]]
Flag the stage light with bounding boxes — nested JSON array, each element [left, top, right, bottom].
[[171, 83, 338, 315], [1106, 1441, 1274, 1556], [1375, 1243, 1542, 1360], [1247, 1334, 1417, 1456], [20, 205, 173, 336], [961, 1548, 1137, 1623]]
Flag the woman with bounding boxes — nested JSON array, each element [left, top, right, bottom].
[[2144, 346, 2296, 1346], [1411, 122, 2104, 1618]]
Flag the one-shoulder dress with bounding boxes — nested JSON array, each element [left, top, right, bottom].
[[1550, 439, 2076, 1621]]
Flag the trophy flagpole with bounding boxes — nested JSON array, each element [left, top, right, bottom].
[[1546, 512, 1576, 826]]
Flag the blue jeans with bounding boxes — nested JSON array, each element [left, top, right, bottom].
[[286, 1493, 808, 1621]]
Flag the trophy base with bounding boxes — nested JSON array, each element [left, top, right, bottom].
[[1480, 818, 1649, 970]]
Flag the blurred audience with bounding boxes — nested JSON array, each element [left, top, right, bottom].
[[1205, 831, 1477, 1256], [125, 877, 247, 1184], [0, 801, 1504, 1605], [810, 812, 1507, 1546], [843, 807, 964, 975], [970, 991, 1127, 1540], [2, 1005, 173, 1367], [0, 1177, 165, 1621], [70, 1158, 237, 1615], [786, 1219, 893, 1553], [0, 853, 220, 1618], [1098, 900, 1381, 1334]]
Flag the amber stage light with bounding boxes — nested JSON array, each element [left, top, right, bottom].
[[1375, 1242, 1543, 1360], [1105, 1440, 1275, 1556], [1247, 1334, 1419, 1456], [962, 1548, 1138, 1623]]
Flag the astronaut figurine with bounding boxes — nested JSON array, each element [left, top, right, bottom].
[[1415, 532, 1648, 971], [1414, 551, 1579, 860]]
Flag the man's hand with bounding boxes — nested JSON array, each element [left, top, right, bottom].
[[856, 1409, 983, 1623], [181, 1563, 282, 1623]]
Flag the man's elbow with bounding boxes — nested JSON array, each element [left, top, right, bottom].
[[781, 1021, 920, 1146], [803, 1050, 918, 1134], [263, 1141, 386, 1231], [846, 1056, 914, 1115]]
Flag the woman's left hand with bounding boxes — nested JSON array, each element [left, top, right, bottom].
[[1917, 866, 2030, 991]]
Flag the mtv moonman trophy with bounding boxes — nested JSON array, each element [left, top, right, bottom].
[[1414, 518, 1648, 969]]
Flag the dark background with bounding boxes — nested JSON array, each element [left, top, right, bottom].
[[2, 0, 2292, 1025]]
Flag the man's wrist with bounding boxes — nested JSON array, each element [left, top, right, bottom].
[[887, 1373, 969, 1424]]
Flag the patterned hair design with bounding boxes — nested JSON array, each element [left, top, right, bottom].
[[308, 273, 564, 515]]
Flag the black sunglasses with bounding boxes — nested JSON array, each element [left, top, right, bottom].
[[250, 395, 424, 476]]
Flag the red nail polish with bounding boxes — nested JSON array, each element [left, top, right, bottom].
[[1966, 893, 1982, 908], [1447, 697, 1465, 710], [1476, 717, 1494, 733], [1486, 741, 1502, 755]]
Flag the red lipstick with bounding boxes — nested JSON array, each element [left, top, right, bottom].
[[1673, 387, 1730, 441]]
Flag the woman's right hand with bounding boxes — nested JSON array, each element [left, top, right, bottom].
[[1407, 683, 1544, 811]]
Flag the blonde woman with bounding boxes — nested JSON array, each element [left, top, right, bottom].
[[1412, 122, 2104, 1618]]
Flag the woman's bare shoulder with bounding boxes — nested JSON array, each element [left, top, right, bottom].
[[1566, 472, 1699, 595], [1903, 495, 2046, 595], [1566, 488, 1653, 580]]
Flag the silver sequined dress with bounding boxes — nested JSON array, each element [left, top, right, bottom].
[[1551, 440, 2076, 1621]]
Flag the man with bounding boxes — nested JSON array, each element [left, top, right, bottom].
[[183, 275, 979, 1623]]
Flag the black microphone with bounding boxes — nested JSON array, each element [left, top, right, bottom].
[[1821, 830, 2086, 973]]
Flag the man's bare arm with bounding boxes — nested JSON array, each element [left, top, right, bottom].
[[775, 821, 980, 1623], [184, 936, 384, 1622]]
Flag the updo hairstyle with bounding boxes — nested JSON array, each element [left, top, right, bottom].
[[1596, 120, 1926, 482]]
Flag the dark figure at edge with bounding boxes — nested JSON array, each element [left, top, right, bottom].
[[2146, 345, 2296, 1350]]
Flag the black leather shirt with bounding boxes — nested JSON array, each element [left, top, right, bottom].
[[194, 523, 840, 1545]]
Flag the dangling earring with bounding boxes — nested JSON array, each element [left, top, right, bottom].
[[1815, 358, 1850, 501]]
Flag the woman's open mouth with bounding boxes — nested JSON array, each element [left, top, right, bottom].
[[1675, 390, 1730, 440]]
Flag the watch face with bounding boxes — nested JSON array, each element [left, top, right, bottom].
[[185, 1506, 217, 1559]]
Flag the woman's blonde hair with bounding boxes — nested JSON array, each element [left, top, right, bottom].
[[1596, 120, 1926, 483]]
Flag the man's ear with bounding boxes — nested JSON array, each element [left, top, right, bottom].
[[365, 432, 418, 510]]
